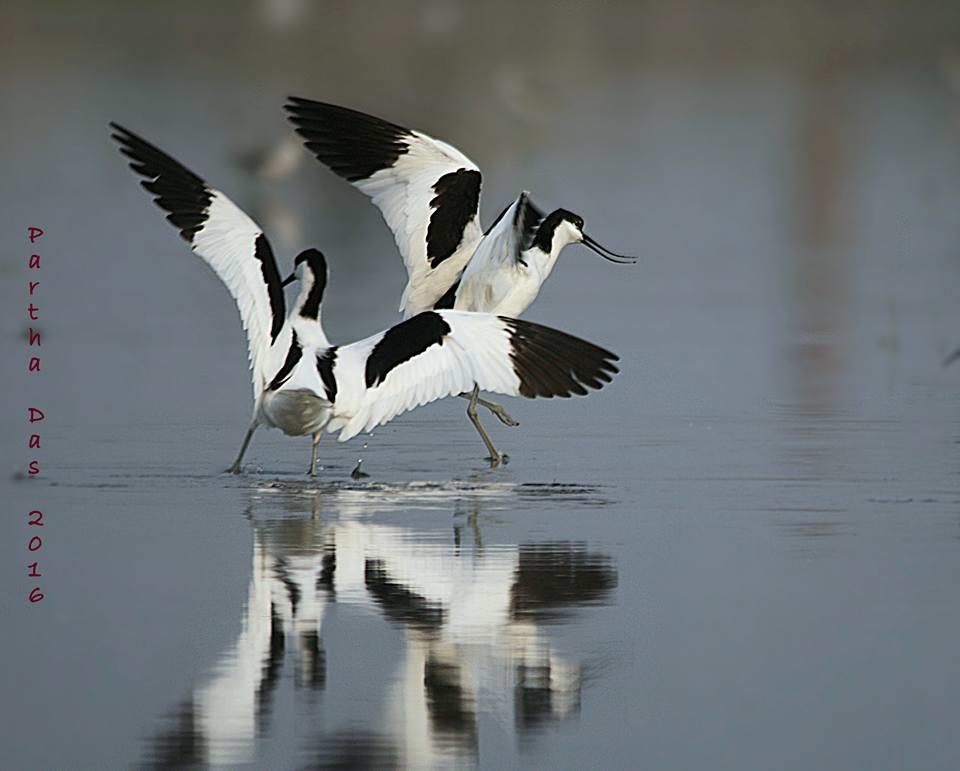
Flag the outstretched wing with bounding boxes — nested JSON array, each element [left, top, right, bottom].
[[110, 124, 288, 395], [326, 310, 619, 440], [285, 98, 484, 317], [453, 192, 545, 312]]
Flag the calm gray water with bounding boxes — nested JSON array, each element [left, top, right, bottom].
[[2, 2, 960, 769]]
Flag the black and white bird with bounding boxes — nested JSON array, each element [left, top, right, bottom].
[[284, 98, 636, 320], [110, 124, 620, 475], [284, 98, 635, 462]]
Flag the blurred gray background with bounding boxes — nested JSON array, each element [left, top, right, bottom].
[[2, 2, 960, 769]]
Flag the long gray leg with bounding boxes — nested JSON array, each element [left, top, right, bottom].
[[458, 392, 518, 427], [466, 385, 503, 466], [308, 432, 322, 477], [226, 422, 258, 474]]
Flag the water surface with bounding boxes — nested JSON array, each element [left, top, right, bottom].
[[2, 2, 960, 769]]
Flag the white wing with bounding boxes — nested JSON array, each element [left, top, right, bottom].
[[455, 192, 545, 313], [326, 311, 619, 441], [286, 99, 484, 316], [112, 124, 289, 396]]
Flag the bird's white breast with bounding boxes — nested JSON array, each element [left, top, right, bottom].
[[259, 337, 333, 436], [456, 262, 541, 317]]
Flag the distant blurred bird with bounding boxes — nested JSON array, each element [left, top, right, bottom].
[[285, 98, 635, 462], [235, 135, 303, 182], [110, 124, 620, 474]]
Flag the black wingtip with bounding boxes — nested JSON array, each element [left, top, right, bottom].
[[282, 97, 412, 183], [501, 317, 621, 399], [282, 97, 303, 114], [109, 122, 138, 149], [284, 95, 316, 110], [109, 123, 213, 242], [109, 122, 156, 149]]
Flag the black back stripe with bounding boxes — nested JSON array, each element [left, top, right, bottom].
[[365, 312, 451, 389], [500, 317, 619, 399], [109, 123, 212, 242], [285, 98, 411, 182], [254, 234, 286, 342], [316, 347, 338, 403], [267, 333, 302, 391], [426, 169, 481, 268], [431, 277, 461, 310]]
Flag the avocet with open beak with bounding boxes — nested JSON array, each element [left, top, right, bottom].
[[110, 124, 620, 475]]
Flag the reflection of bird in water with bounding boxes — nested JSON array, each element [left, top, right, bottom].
[[944, 347, 960, 367], [110, 125, 620, 474], [140, 491, 617, 768], [285, 98, 636, 465], [142, 509, 334, 769]]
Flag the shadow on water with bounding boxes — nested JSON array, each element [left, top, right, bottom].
[[138, 487, 618, 769]]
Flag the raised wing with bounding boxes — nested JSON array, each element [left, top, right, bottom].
[[285, 98, 484, 317], [111, 124, 288, 396], [453, 192, 545, 312], [326, 311, 619, 440]]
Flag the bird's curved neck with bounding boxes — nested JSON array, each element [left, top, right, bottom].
[[290, 271, 330, 348], [295, 268, 325, 319], [522, 238, 565, 282]]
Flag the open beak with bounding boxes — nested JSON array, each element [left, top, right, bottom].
[[582, 233, 637, 264], [280, 272, 296, 287]]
